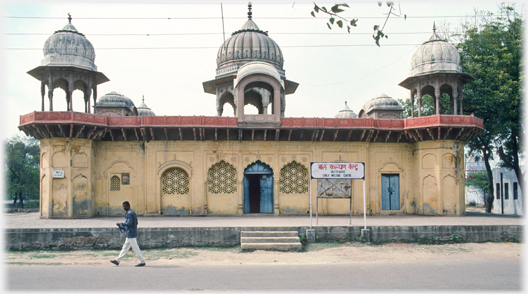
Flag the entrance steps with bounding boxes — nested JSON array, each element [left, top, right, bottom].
[[240, 231, 302, 251]]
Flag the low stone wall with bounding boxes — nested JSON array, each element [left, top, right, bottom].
[[5, 225, 522, 251]]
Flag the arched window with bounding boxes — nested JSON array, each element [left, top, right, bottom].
[[162, 168, 189, 194], [208, 161, 237, 194], [110, 175, 120, 191], [279, 161, 309, 194]]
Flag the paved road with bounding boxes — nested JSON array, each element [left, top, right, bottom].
[[6, 259, 521, 291]]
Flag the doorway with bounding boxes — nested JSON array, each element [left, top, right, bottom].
[[243, 161, 273, 214], [382, 174, 400, 210]]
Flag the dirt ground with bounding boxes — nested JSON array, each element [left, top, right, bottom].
[[5, 242, 522, 267]]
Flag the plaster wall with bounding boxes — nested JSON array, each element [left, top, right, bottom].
[[39, 138, 466, 218]]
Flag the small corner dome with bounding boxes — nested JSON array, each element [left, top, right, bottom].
[[235, 61, 283, 88], [137, 98, 156, 116], [96, 91, 136, 112], [42, 16, 97, 71], [362, 94, 403, 113], [410, 23, 461, 76], [335, 102, 357, 118]]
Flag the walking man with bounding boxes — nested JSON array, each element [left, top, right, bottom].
[[110, 201, 146, 267]]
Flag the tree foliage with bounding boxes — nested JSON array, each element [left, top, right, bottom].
[[465, 171, 489, 204], [310, 1, 406, 46], [5, 134, 40, 208], [457, 4, 523, 211], [397, 93, 453, 118]]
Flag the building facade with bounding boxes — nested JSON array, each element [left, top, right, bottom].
[[19, 5, 484, 218]]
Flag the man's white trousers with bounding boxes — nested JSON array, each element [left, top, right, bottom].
[[116, 237, 145, 263]]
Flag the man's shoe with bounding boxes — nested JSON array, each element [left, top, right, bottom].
[[110, 260, 119, 266], [135, 262, 146, 267]]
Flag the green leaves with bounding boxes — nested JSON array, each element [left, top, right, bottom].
[[311, 2, 404, 46]]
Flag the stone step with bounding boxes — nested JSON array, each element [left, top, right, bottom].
[[240, 231, 298, 238], [241, 242, 302, 251], [241, 236, 300, 243]]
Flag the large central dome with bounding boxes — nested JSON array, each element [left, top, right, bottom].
[[42, 17, 96, 71], [215, 6, 284, 78]]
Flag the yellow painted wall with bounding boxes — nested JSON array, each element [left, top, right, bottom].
[[39, 138, 466, 218]]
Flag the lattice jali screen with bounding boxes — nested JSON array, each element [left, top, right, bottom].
[[162, 168, 189, 194], [208, 161, 237, 194], [280, 161, 309, 194], [110, 175, 120, 191]]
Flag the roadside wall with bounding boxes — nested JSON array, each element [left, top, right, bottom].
[[5, 225, 522, 250]]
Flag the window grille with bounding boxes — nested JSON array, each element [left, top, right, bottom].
[[162, 168, 189, 194], [208, 161, 237, 194], [110, 175, 120, 191], [279, 161, 309, 194]]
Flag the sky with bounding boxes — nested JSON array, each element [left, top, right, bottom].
[[1, 0, 523, 140]]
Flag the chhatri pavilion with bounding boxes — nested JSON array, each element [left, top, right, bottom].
[[19, 5, 483, 218]]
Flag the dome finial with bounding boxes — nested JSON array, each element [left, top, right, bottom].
[[142, 95, 145, 104], [68, 13, 72, 24], [345, 101, 348, 106], [248, 2, 252, 19], [433, 21, 436, 34]]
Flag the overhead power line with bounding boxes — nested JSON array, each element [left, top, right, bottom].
[[5, 31, 437, 36], [4, 15, 475, 20], [5, 44, 424, 50]]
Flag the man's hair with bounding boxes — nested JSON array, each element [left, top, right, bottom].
[[122, 201, 130, 206]]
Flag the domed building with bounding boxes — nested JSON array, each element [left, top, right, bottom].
[[335, 102, 357, 119], [19, 6, 484, 220], [203, 3, 298, 123], [27, 14, 109, 113], [358, 94, 403, 119], [94, 92, 137, 117], [137, 96, 156, 116], [399, 23, 474, 117]]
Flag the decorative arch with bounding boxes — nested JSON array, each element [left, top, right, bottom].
[[218, 91, 235, 116], [422, 174, 438, 214], [244, 160, 273, 175], [104, 160, 135, 178], [422, 153, 437, 169], [161, 168, 190, 195], [52, 151, 68, 168], [378, 161, 405, 175], [279, 160, 309, 194], [442, 153, 456, 169], [208, 160, 237, 194], [442, 174, 457, 214], [158, 159, 192, 177]]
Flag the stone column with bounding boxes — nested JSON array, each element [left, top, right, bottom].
[[435, 86, 441, 115], [92, 85, 97, 114], [41, 80, 46, 111], [48, 80, 54, 111], [417, 88, 422, 117], [68, 81, 74, 112], [410, 90, 414, 118], [459, 90, 463, 115], [453, 87, 458, 115]]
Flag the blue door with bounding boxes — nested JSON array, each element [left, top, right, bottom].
[[243, 161, 273, 214], [382, 174, 400, 210], [260, 175, 274, 213]]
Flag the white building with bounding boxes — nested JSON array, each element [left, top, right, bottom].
[[492, 167, 524, 215]]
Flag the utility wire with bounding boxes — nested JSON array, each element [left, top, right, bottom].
[[4, 31, 438, 36], [5, 44, 425, 50]]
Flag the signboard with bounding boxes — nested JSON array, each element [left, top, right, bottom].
[[317, 179, 351, 198], [310, 162, 365, 179], [52, 170, 65, 178]]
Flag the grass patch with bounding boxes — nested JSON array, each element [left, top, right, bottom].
[[304, 242, 344, 252]]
